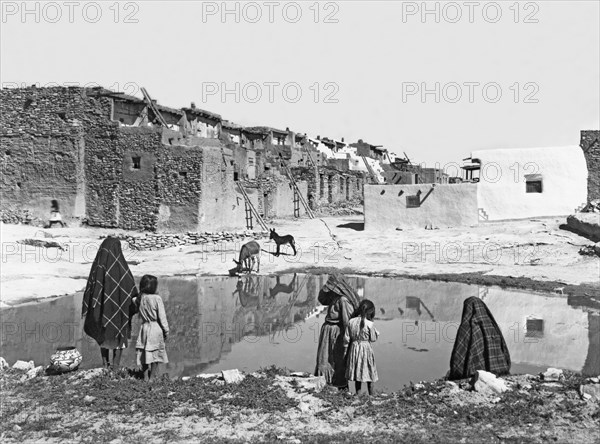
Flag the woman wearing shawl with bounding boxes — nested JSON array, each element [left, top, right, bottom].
[[82, 237, 139, 369], [314, 273, 360, 389], [448, 296, 511, 380]]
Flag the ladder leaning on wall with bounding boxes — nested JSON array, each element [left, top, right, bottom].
[[279, 155, 315, 219], [236, 182, 269, 232], [304, 145, 317, 168], [140, 87, 169, 128], [361, 156, 380, 184]]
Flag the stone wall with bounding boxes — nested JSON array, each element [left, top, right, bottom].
[[124, 230, 269, 251], [87, 126, 162, 229], [156, 142, 204, 233], [580, 130, 600, 202], [1, 85, 367, 232], [0, 87, 255, 232], [198, 146, 250, 232], [291, 166, 364, 210], [0, 86, 111, 224], [1, 135, 85, 223]]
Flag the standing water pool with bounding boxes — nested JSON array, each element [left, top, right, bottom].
[[1, 274, 598, 392]]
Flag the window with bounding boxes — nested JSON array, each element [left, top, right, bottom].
[[525, 174, 542, 193], [406, 195, 420, 208], [526, 181, 542, 193], [525, 318, 544, 338], [132, 156, 141, 169]]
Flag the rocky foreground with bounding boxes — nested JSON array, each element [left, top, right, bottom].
[[1, 359, 599, 443]]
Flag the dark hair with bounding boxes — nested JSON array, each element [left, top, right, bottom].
[[139, 275, 158, 295], [352, 299, 376, 330]]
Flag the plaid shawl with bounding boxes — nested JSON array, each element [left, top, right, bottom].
[[448, 296, 511, 380], [82, 237, 138, 349], [317, 273, 360, 311]]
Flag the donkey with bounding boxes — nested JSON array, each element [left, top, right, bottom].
[[269, 229, 297, 256], [269, 273, 297, 299], [233, 241, 261, 274], [233, 275, 261, 307]]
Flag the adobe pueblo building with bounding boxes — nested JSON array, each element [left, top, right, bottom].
[[364, 132, 598, 231], [0, 86, 369, 232]]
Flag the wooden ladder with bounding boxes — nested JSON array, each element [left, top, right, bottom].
[[140, 87, 169, 128], [361, 156, 379, 184], [304, 145, 317, 168], [293, 188, 300, 218], [279, 156, 315, 219], [236, 182, 269, 232]]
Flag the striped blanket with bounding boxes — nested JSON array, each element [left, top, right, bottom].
[[82, 237, 139, 349], [449, 296, 511, 380]]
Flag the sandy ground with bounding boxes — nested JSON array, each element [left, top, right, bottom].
[[1, 215, 598, 306]]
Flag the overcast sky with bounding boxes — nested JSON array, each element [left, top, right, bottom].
[[1, 0, 599, 165]]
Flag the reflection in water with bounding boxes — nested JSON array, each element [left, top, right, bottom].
[[1, 274, 598, 392]]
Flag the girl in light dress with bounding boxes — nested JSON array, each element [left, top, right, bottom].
[[135, 275, 169, 381], [344, 299, 379, 395]]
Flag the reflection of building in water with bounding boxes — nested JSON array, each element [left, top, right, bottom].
[[232, 274, 320, 338], [0, 292, 85, 367], [363, 277, 597, 374], [2, 275, 596, 378], [484, 289, 591, 372], [136, 274, 322, 378]]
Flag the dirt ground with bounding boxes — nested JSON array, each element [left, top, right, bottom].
[[1, 217, 599, 442], [1, 215, 598, 307], [0, 366, 599, 443]]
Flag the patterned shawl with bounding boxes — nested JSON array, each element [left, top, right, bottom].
[[448, 296, 511, 380], [317, 273, 360, 310], [81, 237, 138, 349]]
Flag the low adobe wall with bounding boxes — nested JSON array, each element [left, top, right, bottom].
[[566, 213, 600, 242], [364, 183, 478, 231]]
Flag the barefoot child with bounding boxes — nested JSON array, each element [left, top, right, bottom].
[[344, 299, 379, 395], [135, 275, 169, 381]]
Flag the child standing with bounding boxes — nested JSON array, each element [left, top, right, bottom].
[[135, 275, 169, 381], [344, 299, 379, 395]]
